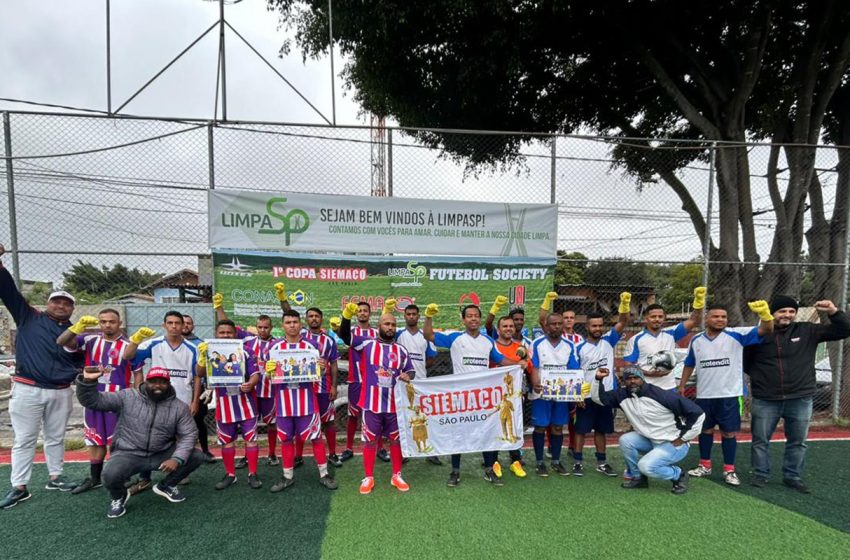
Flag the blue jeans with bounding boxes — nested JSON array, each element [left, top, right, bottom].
[[619, 431, 690, 481], [750, 397, 812, 481]]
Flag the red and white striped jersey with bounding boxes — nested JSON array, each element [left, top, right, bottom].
[[355, 338, 415, 414], [269, 338, 320, 417], [347, 326, 378, 383], [243, 335, 277, 399], [563, 332, 585, 345], [76, 334, 132, 393], [215, 387, 258, 423], [303, 330, 340, 394]]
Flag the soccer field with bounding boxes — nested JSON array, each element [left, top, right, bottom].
[[1, 441, 848, 560]]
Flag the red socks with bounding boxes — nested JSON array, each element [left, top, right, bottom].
[[346, 416, 358, 450], [246, 446, 259, 475], [325, 426, 337, 455], [389, 442, 403, 475], [222, 446, 236, 476], [281, 440, 295, 469], [363, 443, 377, 477], [312, 438, 328, 466], [295, 436, 305, 460], [267, 425, 277, 457]]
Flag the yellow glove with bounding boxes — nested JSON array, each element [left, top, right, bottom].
[[69, 315, 99, 335], [129, 327, 155, 345], [581, 382, 591, 399], [212, 293, 223, 309], [330, 317, 341, 330], [748, 300, 773, 322], [489, 295, 508, 316], [424, 303, 440, 318], [382, 298, 397, 314], [692, 286, 707, 310], [265, 360, 278, 375], [342, 302, 359, 320], [274, 282, 287, 302], [541, 291, 558, 311], [618, 292, 632, 314], [197, 342, 208, 368]]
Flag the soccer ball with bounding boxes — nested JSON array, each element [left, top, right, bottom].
[[644, 350, 677, 372]]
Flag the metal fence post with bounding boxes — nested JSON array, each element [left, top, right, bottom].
[[2, 112, 21, 288], [550, 136, 556, 204], [387, 128, 393, 197], [700, 142, 716, 330], [207, 122, 215, 190], [833, 145, 850, 421]]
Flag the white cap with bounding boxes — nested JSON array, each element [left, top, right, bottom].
[[48, 290, 76, 304]]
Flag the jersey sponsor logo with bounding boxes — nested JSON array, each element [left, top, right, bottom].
[[583, 358, 606, 371], [462, 356, 489, 367], [699, 358, 731, 369], [408, 352, 424, 362]]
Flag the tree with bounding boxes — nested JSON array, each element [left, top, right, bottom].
[[658, 262, 704, 313], [62, 261, 162, 303], [24, 282, 54, 305], [583, 258, 663, 288], [554, 251, 587, 285]]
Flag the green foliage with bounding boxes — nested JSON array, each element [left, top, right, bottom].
[[658, 262, 704, 311], [583, 258, 661, 287], [23, 281, 54, 305], [554, 251, 587, 285], [61, 261, 162, 303]]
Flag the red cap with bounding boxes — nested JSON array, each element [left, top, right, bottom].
[[146, 366, 170, 381]]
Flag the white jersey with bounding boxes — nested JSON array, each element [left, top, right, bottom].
[[684, 326, 761, 398], [623, 323, 688, 390], [529, 335, 580, 400], [576, 329, 622, 391], [396, 328, 437, 378], [132, 336, 198, 405], [432, 331, 505, 375]]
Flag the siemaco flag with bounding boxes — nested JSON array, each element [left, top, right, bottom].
[[394, 365, 524, 457]]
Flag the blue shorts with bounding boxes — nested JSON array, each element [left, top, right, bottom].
[[574, 399, 615, 434], [531, 399, 571, 427], [695, 397, 742, 433]]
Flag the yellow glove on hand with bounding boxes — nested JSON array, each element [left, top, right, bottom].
[[748, 300, 774, 322], [581, 382, 591, 399], [69, 315, 99, 335], [692, 286, 707, 310], [342, 302, 359, 320], [382, 298, 397, 314], [424, 303, 440, 318], [489, 295, 508, 316], [541, 291, 558, 311], [212, 293, 223, 309], [618, 292, 632, 314], [129, 327, 155, 345], [197, 342, 208, 368], [265, 360, 278, 375], [274, 282, 287, 302], [330, 317, 341, 330]]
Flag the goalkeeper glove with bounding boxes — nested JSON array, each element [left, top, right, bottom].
[[424, 303, 440, 318], [382, 298, 397, 314], [541, 291, 558, 311], [274, 282, 287, 302], [69, 315, 98, 335], [692, 286, 707, 310], [748, 300, 774, 322], [197, 342, 208, 368], [342, 302, 359, 320], [129, 327, 155, 345], [212, 293, 223, 309], [618, 292, 632, 314], [330, 317, 341, 330], [489, 295, 508, 316]]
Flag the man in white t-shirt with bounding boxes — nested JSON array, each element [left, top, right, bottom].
[[680, 301, 773, 486]]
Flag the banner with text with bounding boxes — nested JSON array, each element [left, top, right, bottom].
[[395, 365, 524, 457], [213, 250, 554, 332], [209, 189, 557, 257]]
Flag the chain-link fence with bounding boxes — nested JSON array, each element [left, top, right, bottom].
[[2, 110, 849, 422]]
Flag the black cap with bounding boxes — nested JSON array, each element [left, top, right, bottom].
[[769, 295, 799, 314]]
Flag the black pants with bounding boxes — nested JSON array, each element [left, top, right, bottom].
[[193, 402, 210, 453], [103, 448, 205, 500]]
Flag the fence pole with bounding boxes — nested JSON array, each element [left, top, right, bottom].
[[387, 128, 393, 197], [700, 142, 716, 329], [219, 0, 228, 121], [207, 123, 215, 190], [550, 136, 556, 204], [328, 0, 336, 126], [833, 146, 850, 421], [2, 112, 21, 288], [106, 0, 112, 114]]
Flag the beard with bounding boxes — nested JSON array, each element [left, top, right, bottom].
[[149, 387, 169, 402], [627, 385, 641, 396]]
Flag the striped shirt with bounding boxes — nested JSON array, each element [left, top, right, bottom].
[[353, 338, 415, 413], [304, 330, 340, 394], [76, 334, 132, 393], [268, 338, 321, 417]]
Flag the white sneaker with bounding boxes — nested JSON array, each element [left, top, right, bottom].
[[688, 465, 712, 477], [723, 471, 741, 486]]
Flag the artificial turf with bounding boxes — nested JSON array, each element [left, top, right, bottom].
[[1, 441, 848, 560]]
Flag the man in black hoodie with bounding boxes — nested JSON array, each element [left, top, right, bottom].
[[744, 296, 850, 493]]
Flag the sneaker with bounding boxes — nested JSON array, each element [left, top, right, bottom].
[[572, 463, 584, 477], [360, 477, 375, 495], [107, 492, 129, 519], [483, 468, 504, 486], [328, 454, 343, 468], [535, 463, 549, 478], [71, 477, 102, 495], [596, 463, 617, 477], [248, 474, 263, 490], [672, 471, 689, 495], [339, 449, 355, 462], [750, 476, 768, 488], [391, 473, 410, 492], [783, 478, 812, 494], [492, 461, 503, 478], [377, 448, 390, 463], [622, 469, 635, 481], [267, 455, 281, 467], [127, 479, 152, 496], [235, 457, 248, 470], [427, 456, 443, 466], [215, 475, 237, 490], [318, 475, 339, 490], [294, 457, 304, 468], [270, 476, 295, 493], [152, 482, 186, 503], [551, 462, 570, 476], [545, 449, 552, 459], [509, 461, 527, 478], [621, 477, 648, 489], [447, 471, 461, 487], [45, 475, 78, 492], [203, 451, 217, 464], [688, 465, 712, 478], [0, 487, 31, 509], [723, 471, 741, 486]]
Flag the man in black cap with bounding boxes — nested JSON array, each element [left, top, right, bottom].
[[744, 296, 850, 493]]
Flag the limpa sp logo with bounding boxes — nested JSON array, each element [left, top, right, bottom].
[[388, 261, 427, 288], [221, 197, 310, 245]]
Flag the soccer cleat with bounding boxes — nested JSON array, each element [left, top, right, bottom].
[[551, 462, 570, 476], [153, 482, 186, 503], [215, 475, 237, 490], [203, 451, 217, 464], [318, 475, 339, 490], [484, 468, 504, 487], [360, 477, 375, 495], [328, 454, 343, 468], [45, 475, 78, 492], [447, 471, 461, 487], [671, 472, 689, 495], [339, 449, 355, 462], [391, 473, 410, 492], [723, 471, 741, 486], [234, 456, 248, 470], [688, 465, 712, 478], [621, 477, 649, 489], [427, 456, 443, 466], [127, 479, 152, 496], [294, 457, 304, 468], [71, 477, 102, 495], [492, 461, 503, 478], [572, 463, 584, 477], [248, 474, 263, 490], [782, 478, 812, 494], [377, 448, 390, 463], [535, 463, 549, 478], [509, 461, 527, 478], [267, 455, 281, 467], [270, 476, 295, 493], [107, 492, 129, 519], [750, 476, 768, 488], [0, 487, 31, 510], [596, 463, 617, 477]]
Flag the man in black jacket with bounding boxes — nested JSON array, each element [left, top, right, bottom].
[[744, 296, 850, 493]]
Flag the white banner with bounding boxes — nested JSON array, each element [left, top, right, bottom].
[[209, 189, 557, 257], [394, 365, 524, 457]]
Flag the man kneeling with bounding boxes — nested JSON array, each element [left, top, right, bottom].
[[591, 367, 704, 494], [76, 365, 204, 518]]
